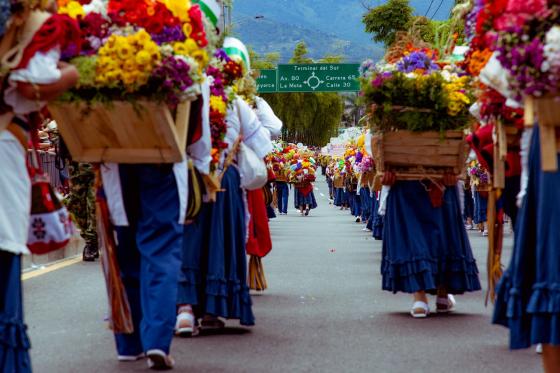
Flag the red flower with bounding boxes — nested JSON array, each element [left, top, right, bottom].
[[188, 5, 208, 47]]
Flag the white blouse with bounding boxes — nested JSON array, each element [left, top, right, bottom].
[[224, 97, 273, 165], [254, 96, 282, 139], [188, 78, 212, 174], [5, 48, 62, 116]]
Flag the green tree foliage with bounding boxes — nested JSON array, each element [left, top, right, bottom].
[[407, 16, 435, 44], [362, 0, 413, 47], [253, 42, 344, 146]]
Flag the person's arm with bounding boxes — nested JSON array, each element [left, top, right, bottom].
[[17, 63, 78, 101]]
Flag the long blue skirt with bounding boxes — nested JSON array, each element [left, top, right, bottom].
[[294, 188, 318, 209], [177, 202, 212, 308], [349, 192, 361, 217], [178, 168, 254, 326], [334, 188, 347, 207], [381, 181, 481, 294], [493, 127, 560, 349], [0, 252, 32, 373], [360, 187, 371, 222]]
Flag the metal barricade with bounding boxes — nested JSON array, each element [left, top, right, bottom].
[[28, 150, 65, 190]]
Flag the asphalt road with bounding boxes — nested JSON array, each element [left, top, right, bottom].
[[23, 179, 541, 373]]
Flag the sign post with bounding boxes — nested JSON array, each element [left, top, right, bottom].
[[255, 64, 361, 93]]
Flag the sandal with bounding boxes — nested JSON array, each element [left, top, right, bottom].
[[436, 294, 456, 313], [200, 316, 225, 330], [410, 301, 430, 318]]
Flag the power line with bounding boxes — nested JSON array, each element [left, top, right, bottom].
[[424, 0, 435, 17], [430, 0, 446, 20]]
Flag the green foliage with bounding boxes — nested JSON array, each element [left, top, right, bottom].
[[362, 0, 413, 47], [360, 72, 472, 133], [256, 42, 344, 146], [407, 16, 436, 44]]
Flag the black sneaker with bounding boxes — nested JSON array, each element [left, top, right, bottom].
[[83, 244, 99, 262]]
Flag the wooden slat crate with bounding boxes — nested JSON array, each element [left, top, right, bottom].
[[49, 101, 191, 164], [532, 96, 560, 171], [371, 130, 467, 180]]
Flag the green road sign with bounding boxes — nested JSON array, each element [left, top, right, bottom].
[[256, 69, 278, 93], [277, 64, 360, 93]]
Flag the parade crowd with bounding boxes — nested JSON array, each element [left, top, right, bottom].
[[1, 0, 560, 372]]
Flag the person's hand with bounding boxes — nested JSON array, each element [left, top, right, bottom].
[[442, 173, 458, 187], [382, 171, 396, 186]]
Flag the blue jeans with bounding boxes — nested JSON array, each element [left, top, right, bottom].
[[276, 182, 289, 213], [113, 164, 183, 356]]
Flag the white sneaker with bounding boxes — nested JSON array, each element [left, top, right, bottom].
[[118, 353, 145, 362], [175, 311, 199, 337], [482, 230, 489, 237], [147, 349, 175, 370], [536, 344, 543, 354], [465, 224, 473, 230]]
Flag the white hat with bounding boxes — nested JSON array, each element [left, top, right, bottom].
[[192, 0, 222, 29], [223, 37, 250, 72]]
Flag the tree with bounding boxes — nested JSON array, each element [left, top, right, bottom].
[[257, 42, 344, 146], [362, 0, 413, 47]]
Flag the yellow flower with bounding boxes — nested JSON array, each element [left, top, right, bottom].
[[122, 72, 136, 86], [135, 50, 151, 66], [210, 95, 227, 115], [135, 29, 152, 45], [123, 59, 137, 72], [164, 0, 191, 22], [191, 49, 208, 68], [59, 0, 84, 18], [182, 23, 193, 37]]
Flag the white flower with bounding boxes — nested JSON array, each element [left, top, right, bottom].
[[83, 0, 109, 17]]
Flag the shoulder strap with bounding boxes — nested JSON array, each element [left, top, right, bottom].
[[218, 99, 243, 182]]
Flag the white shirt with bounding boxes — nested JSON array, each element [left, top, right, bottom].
[[5, 48, 62, 116], [224, 97, 273, 164], [254, 96, 282, 139]]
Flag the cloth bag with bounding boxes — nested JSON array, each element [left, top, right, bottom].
[[27, 149, 73, 255], [237, 141, 268, 190], [234, 100, 268, 191]]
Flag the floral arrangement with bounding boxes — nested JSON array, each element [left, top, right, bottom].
[[360, 52, 473, 133], [494, 7, 560, 97], [355, 156, 374, 174], [396, 51, 441, 74], [287, 154, 317, 184], [57, 0, 215, 106], [464, 0, 560, 98], [206, 49, 244, 172], [468, 160, 490, 186], [266, 143, 297, 181], [478, 88, 524, 128]]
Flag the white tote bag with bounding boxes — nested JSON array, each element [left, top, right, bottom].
[[237, 141, 268, 190], [235, 101, 268, 190]]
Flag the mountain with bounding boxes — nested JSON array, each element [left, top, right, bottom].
[[232, 0, 454, 63]]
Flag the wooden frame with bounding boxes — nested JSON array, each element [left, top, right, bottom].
[[525, 96, 560, 172], [371, 130, 467, 181], [49, 101, 191, 164]]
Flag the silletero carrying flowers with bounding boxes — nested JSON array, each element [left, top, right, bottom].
[[360, 51, 472, 180], [49, 0, 216, 164], [359, 36, 481, 318]]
